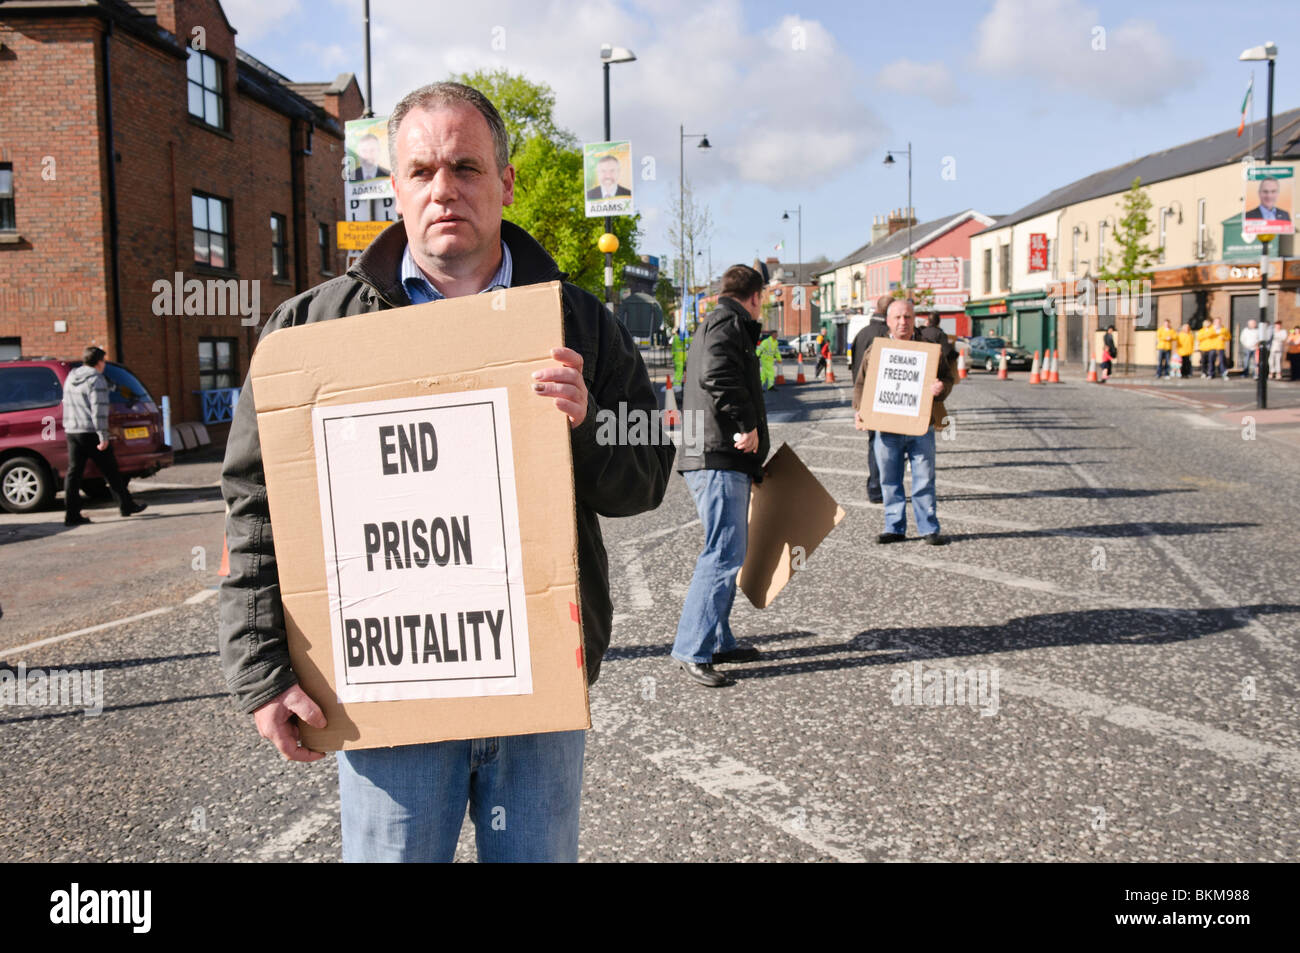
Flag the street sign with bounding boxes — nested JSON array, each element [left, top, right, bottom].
[[337, 220, 388, 250]]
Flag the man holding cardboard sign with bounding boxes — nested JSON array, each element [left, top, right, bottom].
[[218, 82, 672, 862], [852, 299, 953, 546]]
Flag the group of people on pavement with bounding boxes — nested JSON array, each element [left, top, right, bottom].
[[1149, 317, 1300, 380]]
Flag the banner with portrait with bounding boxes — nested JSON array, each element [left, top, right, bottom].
[[1242, 165, 1294, 237], [345, 116, 395, 203], [583, 140, 634, 218]]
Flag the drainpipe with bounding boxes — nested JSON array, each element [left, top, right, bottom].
[[101, 19, 125, 360]]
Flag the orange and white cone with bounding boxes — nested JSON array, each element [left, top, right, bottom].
[[998, 349, 1009, 380], [775, 358, 786, 385], [957, 351, 968, 379], [219, 533, 230, 577], [666, 372, 674, 390], [1086, 357, 1098, 382], [1029, 350, 1042, 384], [1048, 349, 1060, 383], [825, 357, 836, 383], [796, 352, 807, 384]]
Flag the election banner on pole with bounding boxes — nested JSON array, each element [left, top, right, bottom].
[[249, 282, 589, 750], [583, 140, 633, 218], [855, 338, 941, 436], [1242, 165, 1294, 237], [344, 116, 394, 202]]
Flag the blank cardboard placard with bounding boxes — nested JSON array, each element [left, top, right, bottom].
[[856, 338, 941, 436], [737, 443, 846, 609], [248, 281, 589, 750]]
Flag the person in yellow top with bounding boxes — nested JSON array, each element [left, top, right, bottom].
[[1212, 318, 1231, 378], [1155, 319, 1176, 378], [1175, 323, 1195, 379], [1195, 322, 1216, 378]]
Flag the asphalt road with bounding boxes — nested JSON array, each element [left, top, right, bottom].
[[2, 363, 1297, 862]]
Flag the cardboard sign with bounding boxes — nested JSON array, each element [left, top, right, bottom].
[[249, 282, 589, 750], [856, 338, 941, 436], [737, 443, 846, 609]]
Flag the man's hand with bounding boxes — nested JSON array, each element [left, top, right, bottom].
[[97, 440, 109, 451], [253, 684, 328, 762], [533, 347, 589, 429], [931, 380, 946, 397], [733, 429, 759, 454], [854, 411, 867, 431]]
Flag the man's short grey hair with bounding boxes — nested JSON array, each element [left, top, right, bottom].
[[387, 82, 510, 172], [887, 298, 915, 316]]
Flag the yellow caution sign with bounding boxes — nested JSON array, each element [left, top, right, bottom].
[[337, 221, 389, 249]]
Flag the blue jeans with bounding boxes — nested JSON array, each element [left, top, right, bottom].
[[1156, 349, 1171, 377], [337, 729, 585, 862], [673, 468, 751, 664], [873, 429, 939, 537]]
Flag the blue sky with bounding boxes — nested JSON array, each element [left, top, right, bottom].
[[224, 0, 1298, 278]]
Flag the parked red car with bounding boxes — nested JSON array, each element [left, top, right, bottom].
[[0, 358, 173, 513]]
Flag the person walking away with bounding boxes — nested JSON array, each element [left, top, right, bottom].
[[1156, 319, 1176, 378], [1099, 326, 1117, 381], [852, 298, 954, 545], [756, 330, 779, 390], [1268, 320, 1286, 380], [673, 264, 770, 688], [815, 338, 831, 380], [1176, 323, 1195, 379], [61, 346, 147, 526]]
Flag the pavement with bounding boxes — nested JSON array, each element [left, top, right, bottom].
[[1, 359, 1297, 862]]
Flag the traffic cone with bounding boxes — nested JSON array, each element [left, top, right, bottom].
[[1086, 358, 1098, 382], [998, 349, 1009, 380], [796, 352, 806, 384], [825, 356, 836, 383], [775, 358, 786, 385], [1048, 349, 1060, 383], [666, 372, 673, 390], [219, 533, 230, 577], [957, 351, 968, 379], [663, 377, 681, 427], [1029, 350, 1042, 384]]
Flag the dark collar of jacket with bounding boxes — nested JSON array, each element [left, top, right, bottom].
[[710, 295, 761, 345], [350, 219, 565, 306]]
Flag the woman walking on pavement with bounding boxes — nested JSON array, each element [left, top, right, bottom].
[[1269, 320, 1286, 380]]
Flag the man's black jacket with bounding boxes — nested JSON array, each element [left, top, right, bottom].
[[677, 295, 770, 480], [218, 220, 673, 712]]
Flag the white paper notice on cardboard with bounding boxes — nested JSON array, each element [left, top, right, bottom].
[[871, 346, 930, 418], [311, 388, 531, 704]]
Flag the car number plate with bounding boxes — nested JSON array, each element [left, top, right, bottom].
[[124, 426, 150, 440]]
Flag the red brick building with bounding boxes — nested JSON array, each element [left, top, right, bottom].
[[0, 0, 363, 435]]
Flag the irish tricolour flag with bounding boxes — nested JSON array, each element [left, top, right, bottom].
[[1237, 77, 1253, 137]]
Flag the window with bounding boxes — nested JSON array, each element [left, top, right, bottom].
[[102, 362, 154, 405], [1158, 207, 1168, 264], [0, 366, 61, 413], [187, 49, 225, 128], [0, 163, 14, 231], [1048, 239, 1057, 279], [193, 192, 231, 269], [1098, 221, 1107, 269], [1072, 229, 1080, 275], [198, 338, 237, 390], [1196, 198, 1207, 259], [271, 213, 288, 279], [998, 244, 1010, 291], [318, 222, 333, 275], [0, 337, 20, 361], [982, 248, 992, 295]]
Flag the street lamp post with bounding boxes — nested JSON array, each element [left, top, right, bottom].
[[600, 44, 636, 311], [884, 144, 913, 289], [1240, 41, 1278, 409], [781, 206, 802, 340], [679, 127, 711, 329]]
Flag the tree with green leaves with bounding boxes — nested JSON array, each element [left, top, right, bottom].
[[1098, 176, 1162, 284], [450, 69, 642, 298]]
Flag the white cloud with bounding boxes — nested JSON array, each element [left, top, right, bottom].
[[219, 0, 301, 44], [874, 59, 965, 106], [971, 0, 1201, 107]]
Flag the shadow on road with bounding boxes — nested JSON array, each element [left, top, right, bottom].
[[943, 520, 1258, 542]]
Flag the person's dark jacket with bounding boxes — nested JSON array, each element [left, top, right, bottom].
[[677, 295, 770, 480], [218, 219, 673, 713], [850, 318, 889, 381], [918, 323, 960, 376], [1103, 332, 1117, 361], [852, 330, 956, 430]]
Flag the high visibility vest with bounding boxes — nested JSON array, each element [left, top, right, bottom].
[[1176, 331, 1194, 356], [1157, 327, 1176, 351]]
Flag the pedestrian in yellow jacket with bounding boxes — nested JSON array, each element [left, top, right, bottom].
[[1196, 323, 1217, 378], [1155, 319, 1176, 378], [1176, 324, 1194, 378]]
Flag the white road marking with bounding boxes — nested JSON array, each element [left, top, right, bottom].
[[1179, 412, 1225, 429], [1003, 672, 1300, 778], [594, 696, 905, 862], [0, 607, 173, 659], [254, 804, 338, 860], [183, 588, 219, 605], [619, 518, 700, 549]]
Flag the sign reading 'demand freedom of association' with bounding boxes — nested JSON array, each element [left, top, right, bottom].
[[312, 390, 530, 704], [857, 337, 941, 436]]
